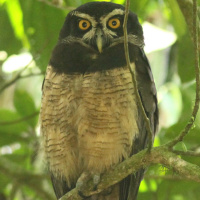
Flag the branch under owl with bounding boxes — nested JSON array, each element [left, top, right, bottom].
[[59, 146, 200, 200]]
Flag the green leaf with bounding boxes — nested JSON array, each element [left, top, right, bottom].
[[130, 0, 149, 16], [0, 109, 28, 133], [20, 0, 67, 71], [0, 109, 29, 146], [0, 5, 22, 54], [182, 156, 200, 167], [13, 90, 38, 128], [112, 0, 125, 4], [184, 126, 200, 148], [178, 33, 195, 83], [0, 132, 28, 147], [0, 174, 10, 192], [165, 0, 187, 37], [0, 0, 6, 5], [5, 0, 30, 48], [159, 82, 183, 127], [181, 142, 187, 152], [157, 180, 200, 200], [137, 192, 155, 200], [4, 152, 34, 171]]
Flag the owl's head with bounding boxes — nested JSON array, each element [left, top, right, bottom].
[[59, 2, 144, 53]]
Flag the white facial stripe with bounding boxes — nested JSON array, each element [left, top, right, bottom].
[[71, 11, 98, 27], [103, 27, 117, 37], [100, 9, 124, 39], [61, 35, 94, 49], [100, 9, 124, 27], [82, 28, 96, 41]]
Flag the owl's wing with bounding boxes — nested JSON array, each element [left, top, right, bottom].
[[40, 66, 81, 199], [120, 48, 158, 200]]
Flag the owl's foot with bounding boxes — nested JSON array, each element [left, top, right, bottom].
[[76, 171, 90, 190], [76, 171, 101, 195], [93, 174, 100, 190]]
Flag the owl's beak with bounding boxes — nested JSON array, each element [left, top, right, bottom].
[[95, 29, 104, 53]]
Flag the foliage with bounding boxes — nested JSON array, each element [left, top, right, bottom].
[[0, 0, 199, 200]]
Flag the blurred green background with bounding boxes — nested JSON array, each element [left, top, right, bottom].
[[0, 0, 199, 200]]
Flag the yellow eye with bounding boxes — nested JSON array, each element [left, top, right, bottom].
[[108, 18, 121, 29], [79, 19, 91, 30]]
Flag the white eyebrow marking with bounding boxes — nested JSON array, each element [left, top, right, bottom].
[[71, 11, 98, 27], [100, 9, 124, 25], [100, 9, 124, 39]]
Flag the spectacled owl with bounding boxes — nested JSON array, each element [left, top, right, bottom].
[[40, 2, 158, 200]]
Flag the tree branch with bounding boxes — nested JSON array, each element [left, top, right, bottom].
[[59, 146, 200, 200], [172, 150, 200, 157]]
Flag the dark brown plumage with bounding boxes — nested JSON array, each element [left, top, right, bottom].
[[40, 2, 158, 200]]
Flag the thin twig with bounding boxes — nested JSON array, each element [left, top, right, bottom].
[[0, 59, 34, 94], [0, 66, 28, 94], [0, 73, 21, 93], [172, 150, 200, 157], [145, 175, 188, 181], [0, 111, 39, 125], [1, 72, 44, 92], [123, 0, 153, 151], [167, 0, 200, 148], [20, 72, 44, 79], [0, 68, 44, 94]]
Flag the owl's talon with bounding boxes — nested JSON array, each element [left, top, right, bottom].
[[76, 171, 90, 191], [78, 190, 90, 199], [76, 180, 84, 190], [76, 172, 101, 192], [93, 174, 101, 190]]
